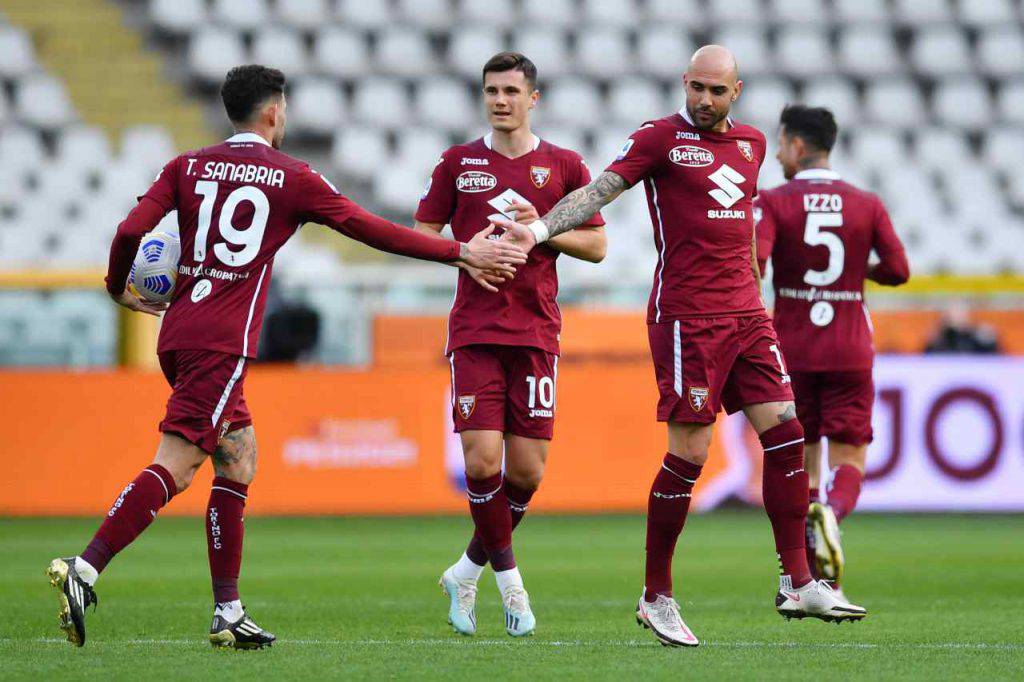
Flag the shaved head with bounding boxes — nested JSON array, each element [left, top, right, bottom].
[[682, 44, 743, 132]]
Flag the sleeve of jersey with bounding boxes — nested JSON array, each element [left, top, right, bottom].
[[413, 154, 456, 224], [137, 156, 180, 211], [569, 156, 606, 227], [104, 197, 172, 295], [753, 195, 777, 274], [603, 124, 662, 187], [301, 169, 460, 263], [868, 201, 910, 286]]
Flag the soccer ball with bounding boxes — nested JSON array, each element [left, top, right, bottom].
[[128, 231, 181, 303]]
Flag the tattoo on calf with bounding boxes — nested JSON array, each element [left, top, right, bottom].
[[543, 171, 628, 239], [213, 427, 256, 467]]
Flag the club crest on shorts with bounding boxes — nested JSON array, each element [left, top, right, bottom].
[[530, 166, 551, 189], [736, 140, 754, 163], [457, 395, 476, 420], [688, 386, 710, 412]]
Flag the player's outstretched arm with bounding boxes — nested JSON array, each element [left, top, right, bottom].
[[494, 171, 629, 251], [105, 197, 171, 316], [413, 220, 515, 293]]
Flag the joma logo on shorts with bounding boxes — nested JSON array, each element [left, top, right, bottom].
[[529, 409, 553, 418], [456, 171, 497, 193]]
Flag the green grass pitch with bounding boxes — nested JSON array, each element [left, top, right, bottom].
[[2, 513, 1022, 680]]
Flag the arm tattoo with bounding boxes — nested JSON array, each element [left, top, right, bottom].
[[542, 171, 628, 239], [777, 404, 796, 424], [213, 426, 256, 468]]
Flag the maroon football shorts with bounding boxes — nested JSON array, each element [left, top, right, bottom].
[[647, 313, 794, 424], [449, 344, 557, 440], [157, 350, 253, 454], [790, 369, 874, 446]]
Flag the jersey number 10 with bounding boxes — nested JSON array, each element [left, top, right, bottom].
[[193, 181, 270, 267]]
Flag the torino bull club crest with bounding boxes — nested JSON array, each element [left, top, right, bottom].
[[529, 166, 551, 189], [457, 395, 476, 420], [736, 140, 754, 163], [688, 386, 710, 412]]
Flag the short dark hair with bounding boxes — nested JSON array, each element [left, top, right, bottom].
[[482, 52, 538, 89], [779, 104, 838, 154], [221, 65, 286, 124]]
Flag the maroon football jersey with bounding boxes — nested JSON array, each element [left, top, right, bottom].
[[755, 169, 909, 371], [135, 132, 458, 357], [604, 108, 767, 323], [416, 133, 604, 355]]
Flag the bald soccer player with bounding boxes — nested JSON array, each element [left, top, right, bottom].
[[496, 46, 866, 647]]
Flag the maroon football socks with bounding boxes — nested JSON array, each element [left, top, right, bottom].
[[465, 479, 535, 566], [827, 464, 863, 522], [81, 464, 177, 574], [206, 477, 249, 603], [644, 453, 703, 601], [466, 473, 516, 571], [761, 420, 813, 589]]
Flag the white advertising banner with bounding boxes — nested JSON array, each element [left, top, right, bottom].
[[711, 356, 1024, 512]]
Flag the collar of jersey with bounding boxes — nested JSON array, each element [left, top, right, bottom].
[[483, 132, 541, 156], [226, 132, 272, 147], [794, 168, 841, 181], [677, 106, 733, 132]]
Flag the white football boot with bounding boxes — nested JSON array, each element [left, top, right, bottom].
[[776, 578, 866, 623], [808, 502, 845, 582], [439, 567, 478, 635], [502, 585, 536, 637], [636, 590, 700, 647]]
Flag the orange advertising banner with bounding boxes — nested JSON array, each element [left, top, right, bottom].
[[0, 364, 729, 516]]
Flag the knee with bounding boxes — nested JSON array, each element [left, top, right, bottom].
[[464, 453, 501, 480], [213, 427, 258, 485], [215, 453, 257, 485], [170, 461, 202, 493], [505, 461, 545, 491]]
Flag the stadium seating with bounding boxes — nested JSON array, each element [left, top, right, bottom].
[[1, 0, 1023, 330]]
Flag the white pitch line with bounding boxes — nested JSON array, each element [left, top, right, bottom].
[[17, 637, 1024, 651]]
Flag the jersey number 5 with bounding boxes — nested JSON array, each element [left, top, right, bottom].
[[803, 212, 844, 286], [193, 181, 269, 267]]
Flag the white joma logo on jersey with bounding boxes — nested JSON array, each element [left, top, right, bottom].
[[708, 164, 746, 208], [461, 157, 489, 165]]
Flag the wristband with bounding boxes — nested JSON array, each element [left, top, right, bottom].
[[527, 219, 550, 244]]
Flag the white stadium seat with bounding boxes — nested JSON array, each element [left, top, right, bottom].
[[959, 0, 1017, 27], [892, 0, 953, 25], [863, 81, 927, 127], [335, 0, 392, 28], [0, 89, 9, 124], [514, 30, 573, 78], [276, 0, 330, 31], [0, 26, 38, 78], [712, 27, 771, 76], [372, 162, 428, 213], [458, 0, 516, 27], [583, 0, 637, 25], [0, 126, 46, 174], [576, 27, 634, 78], [801, 79, 860, 126], [836, 26, 902, 76], [415, 77, 475, 130], [395, 0, 451, 31], [734, 78, 794, 128], [188, 28, 246, 84], [351, 79, 409, 127], [913, 128, 971, 172], [608, 80, 666, 125], [120, 125, 177, 174], [636, 26, 694, 80], [392, 127, 450, 176], [289, 78, 346, 136], [707, 0, 765, 25], [149, 0, 206, 35], [521, 0, 576, 27], [645, 0, 703, 27], [536, 126, 587, 156], [770, 0, 828, 25], [312, 27, 369, 78], [833, 0, 889, 23], [331, 126, 388, 181], [544, 79, 602, 127], [15, 74, 75, 130], [976, 28, 1024, 78], [933, 81, 991, 130], [210, 0, 269, 31], [982, 128, 1024, 173], [251, 28, 309, 77], [375, 27, 434, 76], [448, 28, 505, 79], [910, 27, 973, 77], [776, 28, 835, 77], [849, 129, 905, 173], [997, 81, 1024, 126]]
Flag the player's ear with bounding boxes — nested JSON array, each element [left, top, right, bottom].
[[530, 89, 540, 109], [733, 80, 743, 101]]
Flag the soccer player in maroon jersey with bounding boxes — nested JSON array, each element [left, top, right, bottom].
[[415, 52, 606, 637], [755, 105, 909, 601], [496, 46, 867, 646], [45, 65, 526, 649]]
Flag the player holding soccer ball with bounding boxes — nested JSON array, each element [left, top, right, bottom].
[[415, 52, 606, 637], [496, 46, 867, 647], [45, 65, 526, 649], [754, 105, 909, 601]]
